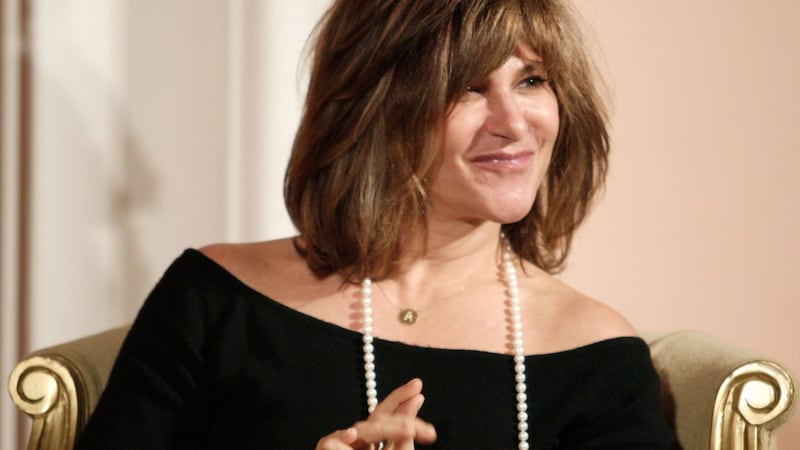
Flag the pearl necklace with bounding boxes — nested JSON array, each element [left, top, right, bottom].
[[359, 236, 530, 449]]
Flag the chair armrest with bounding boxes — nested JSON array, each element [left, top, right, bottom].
[[645, 330, 796, 450], [9, 327, 796, 450], [7, 326, 130, 450]]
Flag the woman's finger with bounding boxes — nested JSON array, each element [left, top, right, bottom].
[[394, 393, 424, 416], [340, 378, 436, 449], [316, 427, 358, 450], [353, 415, 437, 447], [371, 379, 437, 447], [391, 395, 436, 444], [372, 378, 423, 415]]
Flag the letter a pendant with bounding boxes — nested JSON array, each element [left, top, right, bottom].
[[398, 308, 418, 325]]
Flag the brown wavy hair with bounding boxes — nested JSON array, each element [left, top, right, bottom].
[[284, 0, 609, 280]]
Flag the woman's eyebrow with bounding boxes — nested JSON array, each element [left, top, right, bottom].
[[518, 61, 546, 76]]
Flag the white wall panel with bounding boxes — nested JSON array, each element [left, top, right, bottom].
[[24, 0, 331, 348], [28, 0, 127, 349], [230, 0, 330, 242]]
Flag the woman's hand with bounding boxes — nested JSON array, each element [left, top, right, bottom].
[[315, 378, 437, 450]]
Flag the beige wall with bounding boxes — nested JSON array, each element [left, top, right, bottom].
[[564, 0, 800, 443]]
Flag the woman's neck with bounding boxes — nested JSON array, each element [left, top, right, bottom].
[[380, 221, 505, 308]]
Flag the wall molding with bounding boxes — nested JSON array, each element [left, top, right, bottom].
[[1, 0, 32, 448]]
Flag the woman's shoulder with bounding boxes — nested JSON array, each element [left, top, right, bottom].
[[559, 285, 638, 342], [198, 238, 343, 310], [522, 265, 638, 354], [199, 238, 301, 276], [199, 237, 308, 286]]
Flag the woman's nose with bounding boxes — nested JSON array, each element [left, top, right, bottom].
[[485, 90, 528, 142]]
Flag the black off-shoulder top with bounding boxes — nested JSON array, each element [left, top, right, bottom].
[[76, 249, 674, 449]]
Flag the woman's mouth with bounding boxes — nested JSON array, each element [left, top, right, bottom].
[[468, 151, 534, 172]]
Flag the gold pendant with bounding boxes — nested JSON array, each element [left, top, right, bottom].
[[398, 308, 418, 325]]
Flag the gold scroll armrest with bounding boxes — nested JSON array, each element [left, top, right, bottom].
[[7, 326, 131, 450], [645, 330, 796, 450]]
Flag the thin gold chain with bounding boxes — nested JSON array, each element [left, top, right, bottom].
[[374, 281, 467, 324]]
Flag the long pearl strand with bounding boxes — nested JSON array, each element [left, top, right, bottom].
[[360, 235, 530, 449], [360, 278, 379, 413]]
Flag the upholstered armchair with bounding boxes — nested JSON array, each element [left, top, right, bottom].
[[7, 328, 797, 450]]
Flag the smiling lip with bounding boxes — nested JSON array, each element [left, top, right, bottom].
[[468, 151, 534, 172]]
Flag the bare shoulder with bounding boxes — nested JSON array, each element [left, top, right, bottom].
[[199, 238, 302, 275], [198, 238, 322, 303], [559, 287, 638, 341], [522, 265, 638, 353]]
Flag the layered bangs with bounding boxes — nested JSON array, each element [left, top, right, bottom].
[[445, 0, 566, 106]]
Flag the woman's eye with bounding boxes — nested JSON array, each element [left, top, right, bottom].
[[466, 85, 484, 94], [521, 76, 548, 88]]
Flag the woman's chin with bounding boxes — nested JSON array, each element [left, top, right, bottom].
[[426, 196, 535, 227], [492, 205, 535, 226]]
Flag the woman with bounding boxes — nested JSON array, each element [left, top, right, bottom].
[[77, 0, 674, 449]]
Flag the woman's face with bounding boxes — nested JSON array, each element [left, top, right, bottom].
[[428, 45, 560, 227]]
